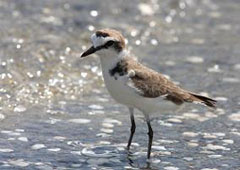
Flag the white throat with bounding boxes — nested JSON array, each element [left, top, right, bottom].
[[98, 49, 129, 72]]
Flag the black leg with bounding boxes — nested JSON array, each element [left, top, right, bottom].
[[127, 108, 135, 150], [147, 117, 153, 159]]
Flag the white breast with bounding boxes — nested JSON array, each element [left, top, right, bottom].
[[101, 65, 137, 107]]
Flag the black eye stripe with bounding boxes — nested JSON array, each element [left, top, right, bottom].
[[94, 40, 124, 53], [95, 41, 115, 51], [104, 40, 114, 48]]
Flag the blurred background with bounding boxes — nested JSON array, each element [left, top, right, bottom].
[[0, 0, 240, 169]]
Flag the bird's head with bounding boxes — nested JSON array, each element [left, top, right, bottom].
[[81, 29, 126, 58]]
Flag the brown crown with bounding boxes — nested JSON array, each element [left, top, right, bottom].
[[95, 29, 126, 51]]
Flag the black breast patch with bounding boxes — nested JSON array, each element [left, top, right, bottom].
[[109, 61, 128, 80]]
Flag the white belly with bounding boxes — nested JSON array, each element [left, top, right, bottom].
[[102, 71, 137, 107], [102, 71, 178, 114]]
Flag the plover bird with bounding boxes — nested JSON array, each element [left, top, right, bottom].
[[81, 28, 216, 159]]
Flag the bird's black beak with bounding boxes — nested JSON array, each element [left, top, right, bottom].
[[81, 46, 97, 57]]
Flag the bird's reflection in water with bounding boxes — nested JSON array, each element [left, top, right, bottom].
[[127, 152, 159, 170]]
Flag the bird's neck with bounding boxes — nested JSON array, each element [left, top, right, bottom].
[[99, 49, 129, 72]]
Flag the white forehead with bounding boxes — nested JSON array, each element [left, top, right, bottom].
[[91, 33, 116, 48]]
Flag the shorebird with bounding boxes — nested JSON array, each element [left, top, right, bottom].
[[81, 28, 216, 159]]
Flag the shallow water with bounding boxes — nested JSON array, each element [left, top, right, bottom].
[[0, 0, 240, 169]]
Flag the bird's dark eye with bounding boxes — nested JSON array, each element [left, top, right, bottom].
[[105, 40, 115, 48]]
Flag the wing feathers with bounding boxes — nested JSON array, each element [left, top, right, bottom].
[[111, 57, 216, 108]]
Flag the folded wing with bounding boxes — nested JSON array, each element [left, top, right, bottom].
[[125, 61, 216, 108]]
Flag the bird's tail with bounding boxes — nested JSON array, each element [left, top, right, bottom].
[[189, 92, 217, 108]]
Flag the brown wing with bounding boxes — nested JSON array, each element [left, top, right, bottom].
[[126, 61, 194, 105], [120, 57, 216, 107]]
